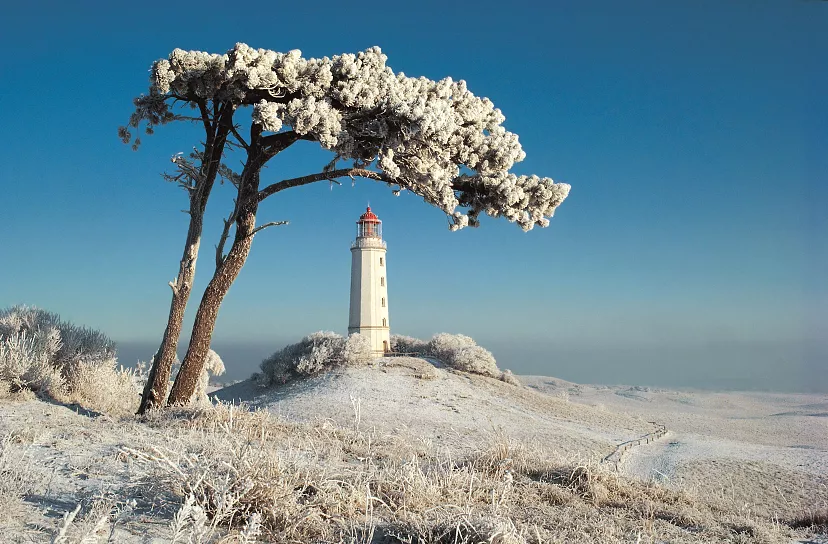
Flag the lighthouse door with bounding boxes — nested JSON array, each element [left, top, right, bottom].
[[383, 340, 388, 353]]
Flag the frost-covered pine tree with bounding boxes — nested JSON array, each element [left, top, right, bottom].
[[123, 44, 571, 409]]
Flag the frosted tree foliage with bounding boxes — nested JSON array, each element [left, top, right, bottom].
[[125, 44, 570, 231]]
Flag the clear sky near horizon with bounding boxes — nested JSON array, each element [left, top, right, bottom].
[[1, 0, 826, 391]]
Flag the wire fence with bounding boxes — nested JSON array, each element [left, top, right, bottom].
[[601, 421, 669, 472]]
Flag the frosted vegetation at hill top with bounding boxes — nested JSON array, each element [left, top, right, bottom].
[[259, 331, 520, 386]]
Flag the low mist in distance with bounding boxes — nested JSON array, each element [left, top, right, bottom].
[[488, 339, 828, 394], [117, 337, 828, 393]]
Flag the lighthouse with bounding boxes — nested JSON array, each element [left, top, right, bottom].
[[348, 207, 390, 355]]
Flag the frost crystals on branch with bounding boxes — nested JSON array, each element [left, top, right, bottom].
[[125, 43, 570, 231]]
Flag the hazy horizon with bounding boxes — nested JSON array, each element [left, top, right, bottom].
[[116, 335, 828, 394]]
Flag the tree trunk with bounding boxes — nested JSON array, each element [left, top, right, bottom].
[[167, 171, 262, 405], [137, 220, 201, 413], [137, 108, 232, 414]]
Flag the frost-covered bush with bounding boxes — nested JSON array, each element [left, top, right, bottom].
[[449, 345, 500, 377], [294, 331, 342, 376], [259, 332, 373, 386], [390, 334, 428, 354], [0, 306, 61, 338], [420, 333, 519, 385], [0, 306, 116, 376], [192, 349, 226, 406], [342, 333, 373, 366], [61, 358, 143, 416], [56, 322, 116, 370], [0, 306, 140, 414], [499, 369, 521, 386], [0, 330, 64, 397], [427, 333, 477, 362]]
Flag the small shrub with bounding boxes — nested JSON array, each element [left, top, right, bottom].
[[391, 333, 518, 384], [426, 333, 510, 381], [193, 349, 226, 406], [294, 331, 342, 375], [0, 306, 115, 375], [0, 306, 61, 338], [55, 322, 116, 370], [60, 358, 142, 416], [0, 330, 65, 396], [390, 334, 428, 354], [449, 345, 499, 376], [260, 332, 373, 386], [342, 333, 373, 366], [499, 369, 521, 386], [427, 333, 477, 361]]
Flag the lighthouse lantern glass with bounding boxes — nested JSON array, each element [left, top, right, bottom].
[[357, 220, 382, 238]]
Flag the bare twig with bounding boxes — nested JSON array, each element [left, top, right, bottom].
[[229, 124, 250, 150], [215, 199, 239, 269], [250, 220, 289, 237]]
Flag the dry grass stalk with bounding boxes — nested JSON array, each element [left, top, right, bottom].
[[116, 402, 803, 543]]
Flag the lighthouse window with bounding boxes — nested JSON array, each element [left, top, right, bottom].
[[380, 257, 384, 266], [380, 277, 385, 286], [382, 318, 387, 327], [381, 297, 386, 307]]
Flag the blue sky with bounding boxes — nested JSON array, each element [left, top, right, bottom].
[[1, 0, 825, 390]]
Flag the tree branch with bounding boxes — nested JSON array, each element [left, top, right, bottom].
[[197, 101, 212, 137], [259, 131, 309, 153], [258, 168, 390, 202], [250, 220, 289, 237], [215, 199, 239, 268], [229, 124, 249, 150]]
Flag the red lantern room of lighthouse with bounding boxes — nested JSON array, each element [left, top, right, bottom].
[[356, 207, 382, 239]]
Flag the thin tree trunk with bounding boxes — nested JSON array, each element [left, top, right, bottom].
[[137, 219, 201, 413], [167, 171, 261, 405], [138, 108, 232, 414]]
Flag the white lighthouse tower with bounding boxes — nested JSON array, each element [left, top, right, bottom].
[[348, 207, 390, 355]]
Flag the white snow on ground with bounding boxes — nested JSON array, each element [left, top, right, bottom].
[[0, 401, 178, 543], [542, 383, 828, 481], [213, 357, 654, 460], [0, 359, 825, 542], [523, 376, 828, 543]]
